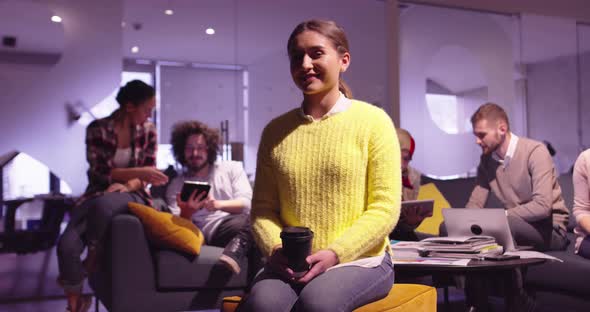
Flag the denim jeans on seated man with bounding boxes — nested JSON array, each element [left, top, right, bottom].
[[578, 236, 590, 260]]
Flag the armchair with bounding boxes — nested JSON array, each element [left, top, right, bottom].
[[89, 213, 249, 312]]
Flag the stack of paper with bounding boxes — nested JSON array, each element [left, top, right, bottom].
[[419, 236, 503, 259], [392, 236, 504, 261], [391, 241, 427, 258]]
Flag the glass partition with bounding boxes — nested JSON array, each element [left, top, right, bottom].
[[521, 14, 579, 173], [579, 24, 590, 152], [400, 4, 522, 178]]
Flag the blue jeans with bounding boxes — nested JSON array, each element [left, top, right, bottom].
[[56, 192, 145, 293], [238, 254, 394, 312], [579, 236, 590, 259]]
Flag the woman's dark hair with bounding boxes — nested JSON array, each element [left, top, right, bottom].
[[287, 19, 352, 98], [170, 120, 220, 166], [115, 80, 155, 107]]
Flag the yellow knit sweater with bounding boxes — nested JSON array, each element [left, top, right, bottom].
[[251, 100, 401, 263]]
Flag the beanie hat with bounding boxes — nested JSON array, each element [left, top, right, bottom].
[[396, 128, 415, 158]]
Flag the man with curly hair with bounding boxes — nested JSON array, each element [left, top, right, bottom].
[[165, 120, 253, 274]]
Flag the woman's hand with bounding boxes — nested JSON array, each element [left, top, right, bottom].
[[266, 246, 296, 281], [137, 167, 169, 186], [296, 249, 339, 284], [176, 190, 208, 219], [105, 183, 128, 193]]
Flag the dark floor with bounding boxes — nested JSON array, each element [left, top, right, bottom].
[[1, 246, 536, 312], [0, 246, 99, 311]]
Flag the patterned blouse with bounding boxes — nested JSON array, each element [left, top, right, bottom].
[[83, 110, 157, 201]]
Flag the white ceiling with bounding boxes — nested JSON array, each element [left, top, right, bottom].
[[1, 0, 589, 93], [0, 0, 64, 54]]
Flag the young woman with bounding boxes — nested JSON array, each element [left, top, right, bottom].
[[572, 149, 590, 259], [239, 20, 401, 311], [57, 80, 168, 312], [389, 128, 430, 242]]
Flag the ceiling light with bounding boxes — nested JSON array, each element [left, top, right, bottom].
[[121, 21, 126, 28], [206, 28, 215, 35], [131, 46, 139, 53], [164, 9, 174, 15], [51, 15, 62, 23]]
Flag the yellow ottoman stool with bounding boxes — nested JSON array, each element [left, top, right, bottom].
[[222, 284, 437, 312]]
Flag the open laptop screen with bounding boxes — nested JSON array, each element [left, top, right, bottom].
[[442, 208, 516, 252]]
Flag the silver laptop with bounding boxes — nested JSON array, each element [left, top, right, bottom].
[[442, 208, 516, 252]]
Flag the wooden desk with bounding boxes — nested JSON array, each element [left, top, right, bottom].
[[1, 195, 75, 253]]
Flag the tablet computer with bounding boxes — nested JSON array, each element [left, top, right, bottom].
[[180, 181, 211, 202], [401, 199, 434, 217]]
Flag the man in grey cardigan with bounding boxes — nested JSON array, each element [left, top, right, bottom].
[[467, 103, 569, 251], [461, 103, 570, 312]]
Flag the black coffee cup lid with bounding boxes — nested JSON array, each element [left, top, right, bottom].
[[281, 226, 313, 238]]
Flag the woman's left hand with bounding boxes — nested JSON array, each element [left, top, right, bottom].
[[296, 249, 339, 284], [203, 195, 219, 212]]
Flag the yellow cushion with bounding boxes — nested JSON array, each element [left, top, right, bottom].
[[415, 183, 451, 235], [354, 284, 437, 312], [221, 284, 437, 312], [222, 296, 242, 312], [128, 202, 204, 255]]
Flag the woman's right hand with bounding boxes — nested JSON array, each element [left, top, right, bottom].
[[267, 246, 296, 281], [137, 167, 169, 186], [105, 183, 128, 193]]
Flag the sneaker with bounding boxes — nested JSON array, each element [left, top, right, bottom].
[[219, 236, 249, 274]]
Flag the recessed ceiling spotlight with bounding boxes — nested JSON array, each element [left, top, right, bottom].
[[51, 15, 62, 23], [131, 46, 139, 53], [121, 21, 126, 28], [164, 9, 174, 15], [206, 28, 215, 35]]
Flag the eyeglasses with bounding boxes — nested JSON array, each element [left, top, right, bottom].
[[184, 145, 207, 152]]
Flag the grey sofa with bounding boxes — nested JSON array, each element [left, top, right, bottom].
[[424, 174, 590, 311], [524, 174, 590, 311], [89, 214, 248, 312]]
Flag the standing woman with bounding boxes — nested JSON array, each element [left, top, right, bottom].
[[239, 20, 401, 312], [57, 80, 168, 312]]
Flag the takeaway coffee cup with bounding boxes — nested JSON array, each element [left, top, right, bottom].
[[280, 226, 314, 277]]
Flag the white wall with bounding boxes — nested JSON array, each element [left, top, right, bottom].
[[158, 66, 244, 145], [522, 15, 579, 173], [0, 0, 122, 194], [527, 55, 578, 172], [580, 26, 590, 150], [405, 0, 590, 23], [237, 0, 389, 175]]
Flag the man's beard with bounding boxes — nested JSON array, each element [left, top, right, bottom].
[[483, 132, 505, 155], [186, 158, 209, 175]]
